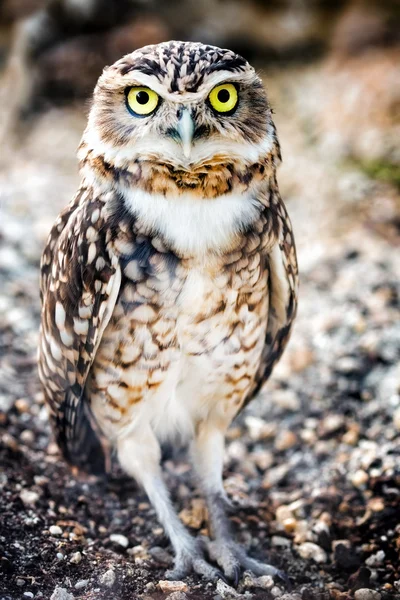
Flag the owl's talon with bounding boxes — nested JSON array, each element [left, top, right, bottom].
[[202, 538, 284, 585], [275, 569, 291, 588], [166, 549, 224, 582], [231, 564, 242, 587]]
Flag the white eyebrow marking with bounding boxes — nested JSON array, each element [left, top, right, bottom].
[[113, 69, 255, 103]]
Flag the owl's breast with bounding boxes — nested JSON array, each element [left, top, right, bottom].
[[89, 240, 269, 440]]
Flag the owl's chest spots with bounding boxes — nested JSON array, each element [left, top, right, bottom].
[[90, 246, 269, 438], [176, 267, 267, 355]]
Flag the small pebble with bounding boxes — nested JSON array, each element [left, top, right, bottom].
[[50, 588, 74, 600], [216, 579, 241, 598], [270, 585, 283, 597], [368, 498, 384, 512], [70, 551, 82, 564], [23, 593, 34, 599], [283, 518, 297, 533], [145, 582, 156, 592], [352, 470, 369, 488], [20, 429, 35, 444], [321, 414, 344, 434], [159, 580, 188, 593], [275, 505, 292, 523], [365, 550, 385, 567], [275, 430, 297, 451], [245, 416, 276, 441], [149, 546, 173, 565], [15, 398, 30, 413], [128, 544, 149, 560], [20, 489, 40, 506], [56, 552, 64, 560], [273, 388, 301, 410], [271, 536, 292, 548], [166, 593, 188, 600], [49, 525, 63, 536], [110, 533, 129, 548], [342, 426, 359, 445], [100, 568, 116, 588], [297, 542, 327, 563], [354, 589, 381, 600], [243, 573, 274, 590], [74, 579, 89, 590], [16, 578, 26, 586]]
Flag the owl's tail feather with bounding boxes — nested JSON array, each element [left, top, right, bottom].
[[53, 389, 107, 476]]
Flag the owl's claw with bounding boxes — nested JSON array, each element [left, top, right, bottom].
[[231, 564, 241, 587], [165, 548, 225, 582], [275, 568, 291, 589], [203, 539, 286, 587]]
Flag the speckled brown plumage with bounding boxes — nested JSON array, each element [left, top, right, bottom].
[[39, 41, 298, 582]]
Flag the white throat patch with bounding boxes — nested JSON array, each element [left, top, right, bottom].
[[122, 188, 262, 256]]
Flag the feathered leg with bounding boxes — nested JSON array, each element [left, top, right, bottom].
[[117, 426, 223, 581], [192, 422, 285, 586]]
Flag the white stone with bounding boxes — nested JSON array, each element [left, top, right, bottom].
[[216, 579, 241, 598], [271, 536, 292, 548], [49, 525, 63, 536], [50, 587, 74, 600], [354, 589, 381, 600], [69, 551, 82, 564], [245, 416, 276, 441], [297, 542, 327, 564], [365, 550, 385, 567], [252, 575, 274, 590], [20, 489, 39, 506], [74, 579, 89, 589], [100, 568, 116, 588], [351, 470, 369, 488], [109, 533, 129, 548]]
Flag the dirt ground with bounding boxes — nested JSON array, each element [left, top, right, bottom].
[[1, 45, 400, 600]]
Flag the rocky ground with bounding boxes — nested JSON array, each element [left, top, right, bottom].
[[1, 48, 400, 600]]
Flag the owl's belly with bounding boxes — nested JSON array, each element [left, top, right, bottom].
[[89, 264, 269, 443]]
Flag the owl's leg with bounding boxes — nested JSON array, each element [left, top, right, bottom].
[[117, 426, 223, 581], [192, 423, 285, 586]]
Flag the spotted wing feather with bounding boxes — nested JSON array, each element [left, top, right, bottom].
[[39, 188, 121, 474], [246, 194, 298, 404]]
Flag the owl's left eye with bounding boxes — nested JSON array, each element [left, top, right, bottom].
[[125, 87, 160, 117], [208, 83, 238, 114]]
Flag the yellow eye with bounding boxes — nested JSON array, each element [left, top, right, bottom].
[[126, 87, 159, 116], [208, 83, 238, 114]]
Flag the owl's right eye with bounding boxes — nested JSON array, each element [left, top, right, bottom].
[[125, 87, 160, 117]]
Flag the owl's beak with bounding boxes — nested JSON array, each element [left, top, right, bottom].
[[177, 108, 194, 159]]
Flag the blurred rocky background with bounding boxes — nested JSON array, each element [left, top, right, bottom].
[[0, 1, 399, 599]]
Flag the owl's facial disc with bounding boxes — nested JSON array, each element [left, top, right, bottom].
[[82, 42, 280, 198]]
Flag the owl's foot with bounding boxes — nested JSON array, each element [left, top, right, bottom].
[[165, 545, 225, 582], [202, 538, 287, 587]]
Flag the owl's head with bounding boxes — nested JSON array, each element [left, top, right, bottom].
[[80, 41, 280, 199]]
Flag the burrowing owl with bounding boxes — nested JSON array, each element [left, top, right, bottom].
[[39, 41, 298, 583]]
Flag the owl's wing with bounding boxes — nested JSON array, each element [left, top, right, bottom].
[[39, 188, 121, 474], [246, 195, 298, 404]]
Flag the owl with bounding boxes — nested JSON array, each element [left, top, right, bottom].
[[39, 41, 298, 584]]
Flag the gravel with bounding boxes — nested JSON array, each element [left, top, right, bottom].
[[1, 43, 400, 600], [99, 568, 116, 588]]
